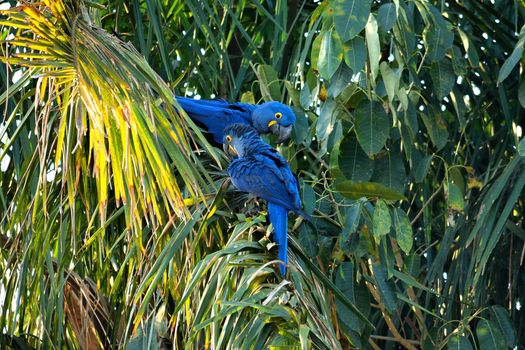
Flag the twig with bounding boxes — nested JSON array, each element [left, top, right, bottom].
[[360, 261, 419, 350], [411, 184, 443, 226], [370, 335, 419, 345]]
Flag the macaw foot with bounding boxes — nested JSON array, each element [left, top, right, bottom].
[[243, 196, 267, 217]]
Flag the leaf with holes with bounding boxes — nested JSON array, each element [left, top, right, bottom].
[[393, 208, 412, 254], [373, 200, 391, 240]]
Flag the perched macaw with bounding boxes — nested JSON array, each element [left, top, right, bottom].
[[223, 123, 307, 275], [176, 96, 296, 144]]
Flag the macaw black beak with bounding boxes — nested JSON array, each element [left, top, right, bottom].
[[223, 143, 239, 158], [269, 122, 293, 143]]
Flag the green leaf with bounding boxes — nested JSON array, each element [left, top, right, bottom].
[[447, 182, 465, 212], [420, 110, 448, 151], [240, 91, 255, 104], [339, 200, 364, 252], [317, 99, 336, 145], [476, 319, 506, 350], [414, 155, 433, 183], [373, 200, 391, 240], [334, 263, 361, 332], [377, 3, 397, 32], [318, 30, 343, 80], [299, 223, 318, 257], [490, 306, 517, 347], [431, 59, 455, 100], [343, 36, 366, 72], [365, 14, 380, 82], [424, 21, 454, 63], [354, 101, 390, 157], [393, 208, 412, 254], [519, 79, 525, 108], [337, 132, 375, 182], [447, 334, 473, 350], [256, 64, 281, 101], [518, 138, 525, 157], [497, 39, 524, 84], [372, 264, 397, 312], [310, 32, 324, 71], [370, 150, 406, 194], [333, 0, 371, 42], [336, 181, 406, 201], [380, 62, 401, 103], [302, 183, 316, 216], [327, 64, 353, 97]]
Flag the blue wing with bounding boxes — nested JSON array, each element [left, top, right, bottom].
[[268, 203, 288, 275], [176, 97, 256, 143], [227, 153, 302, 213]]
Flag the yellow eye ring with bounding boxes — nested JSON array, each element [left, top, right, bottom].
[[226, 135, 232, 142], [275, 112, 283, 119]]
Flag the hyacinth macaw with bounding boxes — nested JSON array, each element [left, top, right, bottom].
[[176, 96, 296, 144], [223, 123, 307, 275]]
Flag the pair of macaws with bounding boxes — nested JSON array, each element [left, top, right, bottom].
[[177, 97, 306, 275]]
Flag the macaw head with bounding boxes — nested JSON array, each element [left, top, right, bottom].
[[251, 102, 295, 143], [223, 123, 260, 158]]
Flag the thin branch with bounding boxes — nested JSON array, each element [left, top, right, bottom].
[[411, 184, 443, 226]]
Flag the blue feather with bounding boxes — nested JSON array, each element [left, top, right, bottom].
[[268, 203, 288, 275], [225, 124, 305, 276], [176, 97, 296, 143]]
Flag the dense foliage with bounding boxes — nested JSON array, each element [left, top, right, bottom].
[[1, 0, 524, 349]]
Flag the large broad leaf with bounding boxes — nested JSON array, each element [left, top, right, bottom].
[[334, 263, 361, 332], [447, 182, 465, 212], [380, 62, 402, 103], [476, 319, 506, 350], [316, 98, 337, 146], [256, 64, 281, 101], [447, 334, 473, 350], [490, 306, 517, 348], [519, 79, 525, 108], [372, 264, 397, 312], [343, 36, 366, 72], [370, 150, 406, 194], [336, 132, 375, 182], [377, 3, 397, 32], [318, 30, 343, 80], [310, 32, 324, 71], [420, 109, 449, 151], [354, 101, 390, 157], [423, 10, 454, 63], [518, 138, 525, 157], [373, 200, 391, 240], [333, 0, 371, 42], [336, 181, 406, 201], [431, 59, 455, 100], [497, 37, 524, 84], [327, 64, 353, 97], [414, 155, 433, 183], [365, 15, 380, 82], [393, 208, 412, 254]]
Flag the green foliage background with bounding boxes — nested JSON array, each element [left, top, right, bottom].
[[1, 0, 524, 349]]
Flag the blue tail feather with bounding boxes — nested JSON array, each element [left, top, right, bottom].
[[268, 203, 288, 275]]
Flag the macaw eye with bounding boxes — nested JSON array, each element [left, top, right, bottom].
[[226, 135, 232, 142], [275, 112, 283, 119]]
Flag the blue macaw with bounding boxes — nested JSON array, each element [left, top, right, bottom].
[[223, 123, 307, 275], [176, 96, 296, 144]]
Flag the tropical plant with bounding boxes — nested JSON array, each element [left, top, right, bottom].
[[1, 0, 524, 349]]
